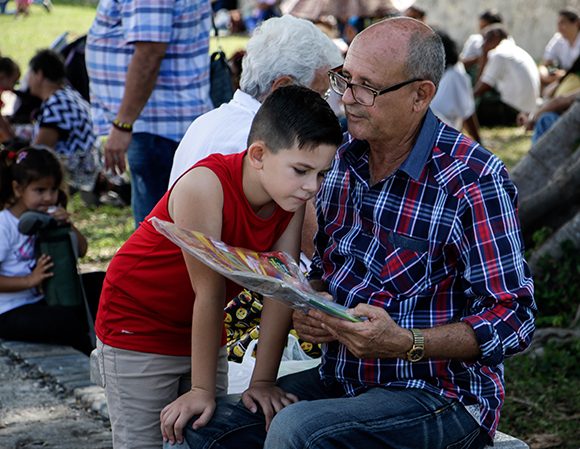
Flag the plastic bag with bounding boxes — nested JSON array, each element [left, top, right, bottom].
[[227, 335, 321, 394]]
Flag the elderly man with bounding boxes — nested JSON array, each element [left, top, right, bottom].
[[169, 14, 342, 186], [179, 17, 536, 449]]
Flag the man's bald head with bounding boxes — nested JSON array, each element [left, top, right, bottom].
[[352, 17, 445, 87]]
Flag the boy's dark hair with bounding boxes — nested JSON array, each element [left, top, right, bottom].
[[247, 85, 343, 152], [0, 146, 64, 208], [0, 57, 19, 78], [479, 9, 503, 25], [29, 49, 66, 83]]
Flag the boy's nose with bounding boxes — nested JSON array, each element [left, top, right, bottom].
[[302, 175, 318, 194]]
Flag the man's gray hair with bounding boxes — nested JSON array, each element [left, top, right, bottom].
[[405, 30, 445, 87], [240, 15, 343, 101]]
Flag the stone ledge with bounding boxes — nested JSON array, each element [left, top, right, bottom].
[[0, 340, 529, 447], [0, 339, 108, 421]]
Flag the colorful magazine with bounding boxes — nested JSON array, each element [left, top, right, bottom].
[[150, 217, 361, 322]]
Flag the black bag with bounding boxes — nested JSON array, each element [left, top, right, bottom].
[[210, 50, 234, 108], [209, 12, 234, 108]]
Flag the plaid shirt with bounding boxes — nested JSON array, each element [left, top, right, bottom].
[[310, 110, 536, 439], [86, 0, 213, 141]]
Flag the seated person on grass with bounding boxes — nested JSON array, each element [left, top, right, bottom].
[[92, 85, 343, 449]]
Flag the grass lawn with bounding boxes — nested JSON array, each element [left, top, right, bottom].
[[1, 1, 96, 71], [3, 3, 578, 447]]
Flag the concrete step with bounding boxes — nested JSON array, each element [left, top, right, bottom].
[[0, 340, 529, 448]]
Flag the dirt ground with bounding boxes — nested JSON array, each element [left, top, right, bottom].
[[0, 349, 112, 449]]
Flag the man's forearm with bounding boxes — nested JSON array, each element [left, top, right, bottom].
[[421, 322, 480, 361], [115, 41, 168, 124]]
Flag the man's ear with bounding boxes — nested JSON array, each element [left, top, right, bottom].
[[270, 75, 295, 92], [247, 141, 268, 169], [413, 80, 437, 112]]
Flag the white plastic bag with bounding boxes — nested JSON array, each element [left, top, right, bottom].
[[277, 334, 321, 378], [227, 335, 321, 394]]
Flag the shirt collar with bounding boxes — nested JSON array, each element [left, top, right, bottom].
[[342, 109, 439, 181], [398, 108, 439, 180], [232, 89, 261, 114]]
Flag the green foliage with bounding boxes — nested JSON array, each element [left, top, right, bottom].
[[501, 340, 580, 448], [531, 226, 554, 248], [533, 240, 579, 328], [69, 194, 133, 270]]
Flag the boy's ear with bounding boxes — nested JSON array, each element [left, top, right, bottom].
[[247, 142, 268, 169]]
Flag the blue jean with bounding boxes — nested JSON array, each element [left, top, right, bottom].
[[532, 112, 560, 144], [184, 367, 489, 449], [127, 133, 178, 227]]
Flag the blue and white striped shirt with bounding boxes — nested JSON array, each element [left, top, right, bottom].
[[86, 0, 213, 142]]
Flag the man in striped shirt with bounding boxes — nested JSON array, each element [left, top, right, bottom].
[[183, 17, 536, 449], [86, 0, 213, 226]]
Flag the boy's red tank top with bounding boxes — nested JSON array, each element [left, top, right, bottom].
[[96, 151, 294, 356]]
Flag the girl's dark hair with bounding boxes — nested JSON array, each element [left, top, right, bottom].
[[247, 85, 343, 152], [0, 57, 19, 78], [0, 146, 64, 208], [29, 49, 66, 83]]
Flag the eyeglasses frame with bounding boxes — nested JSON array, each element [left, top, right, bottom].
[[328, 65, 424, 106]]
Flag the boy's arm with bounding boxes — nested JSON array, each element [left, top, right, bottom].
[[160, 168, 226, 444], [241, 206, 305, 430]]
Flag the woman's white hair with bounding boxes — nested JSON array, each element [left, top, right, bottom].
[[240, 15, 343, 101]]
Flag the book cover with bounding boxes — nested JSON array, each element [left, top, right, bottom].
[[150, 217, 361, 322]]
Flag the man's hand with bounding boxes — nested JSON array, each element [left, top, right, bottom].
[[292, 309, 336, 343], [160, 387, 215, 445], [306, 303, 412, 359], [104, 127, 132, 174], [241, 381, 298, 431]]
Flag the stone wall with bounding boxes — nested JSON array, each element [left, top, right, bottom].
[[412, 0, 580, 61]]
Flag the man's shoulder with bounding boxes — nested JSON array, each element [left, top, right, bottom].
[[430, 126, 506, 196]]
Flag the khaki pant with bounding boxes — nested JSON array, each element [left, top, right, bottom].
[[92, 338, 228, 449]]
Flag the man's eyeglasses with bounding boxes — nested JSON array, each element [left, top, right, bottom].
[[328, 65, 424, 107]]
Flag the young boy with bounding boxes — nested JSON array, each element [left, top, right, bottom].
[[93, 85, 343, 449]]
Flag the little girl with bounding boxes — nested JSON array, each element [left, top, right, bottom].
[[0, 146, 92, 355]]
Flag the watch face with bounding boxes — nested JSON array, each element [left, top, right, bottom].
[[408, 347, 424, 362]]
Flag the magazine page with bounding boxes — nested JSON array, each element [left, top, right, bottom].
[[150, 217, 361, 322]]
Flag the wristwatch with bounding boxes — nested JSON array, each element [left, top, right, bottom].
[[406, 328, 425, 362]]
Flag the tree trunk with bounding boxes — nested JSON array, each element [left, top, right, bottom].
[[518, 148, 580, 231], [511, 99, 580, 200], [529, 210, 580, 272], [511, 99, 580, 244]]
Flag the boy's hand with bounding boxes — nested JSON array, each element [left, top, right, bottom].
[[160, 387, 215, 445], [242, 381, 298, 431], [28, 254, 53, 287]]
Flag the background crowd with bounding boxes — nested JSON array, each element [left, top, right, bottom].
[[0, 1, 579, 449]]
